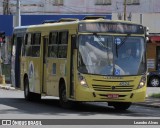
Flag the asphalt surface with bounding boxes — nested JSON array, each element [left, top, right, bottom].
[[0, 84, 160, 108]]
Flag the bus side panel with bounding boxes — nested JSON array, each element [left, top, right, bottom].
[[20, 57, 41, 94], [46, 58, 58, 96], [46, 59, 67, 96]]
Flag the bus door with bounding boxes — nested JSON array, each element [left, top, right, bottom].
[[70, 34, 77, 97], [42, 36, 48, 93], [14, 35, 23, 88]]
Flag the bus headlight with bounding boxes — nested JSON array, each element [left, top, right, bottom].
[[80, 79, 87, 86], [78, 74, 88, 88], [137, 75, 146, 89]]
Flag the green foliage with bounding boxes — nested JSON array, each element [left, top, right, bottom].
[[150, 93, 160, 98]]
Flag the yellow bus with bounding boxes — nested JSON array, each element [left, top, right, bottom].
[[12, 17, 148, 110]]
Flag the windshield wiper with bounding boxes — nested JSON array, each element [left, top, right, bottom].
[[115, 33, 131, 57]]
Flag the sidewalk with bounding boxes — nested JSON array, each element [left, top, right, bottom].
[[134, 97, 160, 108], [0, 84, 15, 90], [0, 84, 160, 108]]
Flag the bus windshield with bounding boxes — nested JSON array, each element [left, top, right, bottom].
[[78, 35, 146, 76]]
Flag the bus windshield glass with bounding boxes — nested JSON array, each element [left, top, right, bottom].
[[78, 35, 146, 76], [79, 22, 144, 34]]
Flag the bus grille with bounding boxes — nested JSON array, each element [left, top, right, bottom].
[[92, 84, 134, 92]]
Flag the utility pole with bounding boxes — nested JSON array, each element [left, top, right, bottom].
[[16, 0, 21, 26], [1, 0, 9, 83], [124, 0, 127, 20]]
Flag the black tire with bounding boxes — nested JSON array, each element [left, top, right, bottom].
[[110, 102, 131, 110], [59, 83, 71, 108], [24, 77, 33, 101], [24, 77, 41, 101], [149, 76, 160, 87]]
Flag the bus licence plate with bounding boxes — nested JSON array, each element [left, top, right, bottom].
[[107, 94, 119, 99]]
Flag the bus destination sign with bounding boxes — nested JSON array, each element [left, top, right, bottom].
[[79, 22, 144, 34]]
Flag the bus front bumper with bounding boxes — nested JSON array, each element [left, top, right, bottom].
[[75, 86, 146, 103]]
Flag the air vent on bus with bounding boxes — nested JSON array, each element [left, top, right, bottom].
[[83, 16, 106, 20], [42, 20, 57, 24], [58, 18, 79, 22]]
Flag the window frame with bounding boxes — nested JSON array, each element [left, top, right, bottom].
[[48, 31, 59, 58], [48, 30, 68, 58], [95, 0, 112, 5], [58, 31, 68, 58], [52, 0, 63, 6], [126, 0, 140, 5], [24, 32, 41, 57]]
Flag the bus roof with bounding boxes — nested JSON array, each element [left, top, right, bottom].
[[27, 19, 142, 28], [13, 18, 144, 33], [13, 26, 29, 35]]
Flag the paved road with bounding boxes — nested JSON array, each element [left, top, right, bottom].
[[0, 87, 160, 127], [0, 87, 160, 118]]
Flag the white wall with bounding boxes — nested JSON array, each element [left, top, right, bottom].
[[1, 0, 160, 33], [112, 13, 160, 33], [141, 13, 160, 33]]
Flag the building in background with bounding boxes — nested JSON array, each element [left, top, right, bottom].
[[0, 0, 160, 33]]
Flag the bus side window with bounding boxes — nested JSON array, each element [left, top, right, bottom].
[[25, 33, 32, 56], [22, 34, 26, 56], [31, 33, 41, 57], [48, 32, 58, 58], [58, 31, 68, 58]]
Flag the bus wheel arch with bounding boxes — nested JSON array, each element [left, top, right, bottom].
[[23, 74, 41, 101], [59, 78, 70, 108]]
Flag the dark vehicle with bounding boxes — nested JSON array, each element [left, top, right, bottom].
[[147, 34, 160, 87], [148, 71, 160, 87]]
